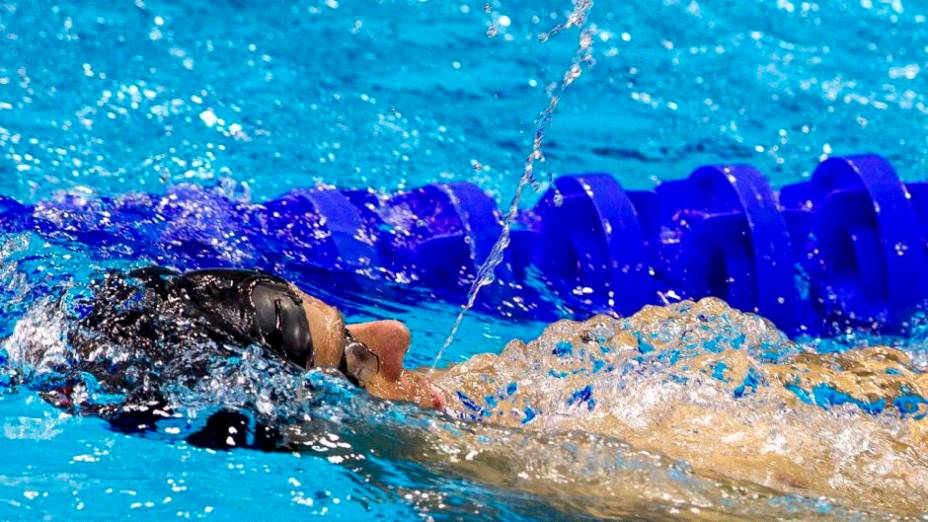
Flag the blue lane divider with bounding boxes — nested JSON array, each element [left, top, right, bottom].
[[2, 153, 927, 336], [533, 174, 653, 315], [654, 165, 805, 333]]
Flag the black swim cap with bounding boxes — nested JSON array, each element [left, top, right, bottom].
[[248, 277, 314, 367], [132, 268, 315, 368]]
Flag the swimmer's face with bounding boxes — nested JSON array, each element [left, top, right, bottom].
[[294, 290, 443, 409]]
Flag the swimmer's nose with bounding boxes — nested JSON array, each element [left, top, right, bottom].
[[345, 320, 410, 381]]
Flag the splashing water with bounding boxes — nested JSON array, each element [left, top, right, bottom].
[[432, 0, 596, 371], [2, 229, 927, 518], [5, 0, 928, 519], [434, 297, 928, 517]]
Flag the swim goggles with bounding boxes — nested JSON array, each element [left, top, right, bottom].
[[337, 328, 382, 387]]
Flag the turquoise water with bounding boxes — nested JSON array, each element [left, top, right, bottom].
[[2, 0, 928, 519]]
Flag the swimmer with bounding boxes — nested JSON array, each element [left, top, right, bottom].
[[54, 266, 443, 448], [46, 270, 928, 515]]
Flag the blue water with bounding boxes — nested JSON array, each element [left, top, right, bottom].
[[2, 0, 928, 518]]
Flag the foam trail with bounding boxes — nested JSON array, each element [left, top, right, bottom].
[[434, 298, 928, 517]]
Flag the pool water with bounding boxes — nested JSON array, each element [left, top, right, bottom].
[[2, 0, 928, 519]]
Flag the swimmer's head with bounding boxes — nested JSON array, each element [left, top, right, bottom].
[[294, 289, 443, 409], [76, 267, 443, 410]]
